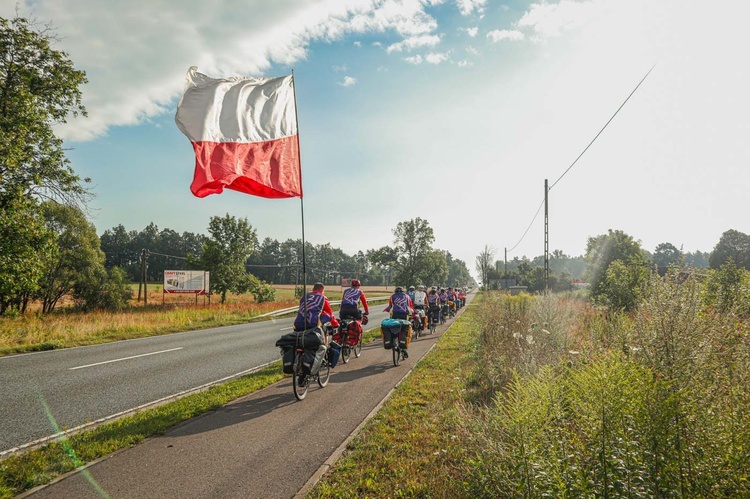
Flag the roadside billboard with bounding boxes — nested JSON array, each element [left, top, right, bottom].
[[164, 270, 210, 294]]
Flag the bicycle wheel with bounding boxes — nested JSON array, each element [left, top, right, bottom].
[[354, 337, 362, 358], [392, 345, 400, 366], [292, 351, 308, 400], [430, 322, 436, 335], [341, 334, 350, 364], [317, 356, 331, 387]]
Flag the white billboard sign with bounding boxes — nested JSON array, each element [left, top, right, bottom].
[[164, 270, 210, 295]]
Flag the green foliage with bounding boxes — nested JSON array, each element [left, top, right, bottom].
[[35, 202, 105, 313], [0, 16, 89, 208], [246, 274, 276, 304], [651, 242, 682, 275], [463, 274, 750, 497], [190, 214, 258, 303], [703, 260, 750, 316], [0, 199, 56, 313], [585, 229, 649, 309], [709, 229, 750, 270], [599, 256, 651, 311], [72, 266, 132, 312]]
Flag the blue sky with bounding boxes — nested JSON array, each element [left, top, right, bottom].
[[3, 0, 749, 278]]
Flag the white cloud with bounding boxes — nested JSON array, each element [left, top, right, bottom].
[[466, 44, 480, 55], [464, 26, 478, 37], [458, 59, 473, 67], [387, 34, 441, 53], [372, 41, 383, 47], [333, 64, 348, 72], [338, 75, 357, 86], [404, 55, 423, 65], [8, 0, 443, 141], [353, 40, 362, 47], [425, 52, 449, 64], [456, 0, 487, 16], [487, 29, 525, 42], [517, 0, 601, 38]]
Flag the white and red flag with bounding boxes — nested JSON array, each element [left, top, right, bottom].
[[175, 67, 302, 198]]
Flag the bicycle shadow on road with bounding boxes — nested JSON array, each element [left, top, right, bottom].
[[166, 390, 297, 438], [328, 362, 392, 383]]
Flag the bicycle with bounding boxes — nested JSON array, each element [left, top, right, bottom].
[[337, 319, 363, 364], [428, 307, 439, 335], [391, 329, 406, 366], [292, 343, 330, 401]]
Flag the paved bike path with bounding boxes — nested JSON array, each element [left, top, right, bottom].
[[24, 305, 470, 498]]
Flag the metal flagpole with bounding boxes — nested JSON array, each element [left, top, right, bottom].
[[291, 70, 308, 330]]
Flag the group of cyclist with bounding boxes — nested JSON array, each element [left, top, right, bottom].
[[292, 279, 468, 375]]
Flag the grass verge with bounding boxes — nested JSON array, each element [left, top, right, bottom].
[[309, 307, 479, 498]]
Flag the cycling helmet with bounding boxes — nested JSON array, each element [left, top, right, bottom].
[[395, 286, 404, 293], [409, 286, 415, 291], [351, 279, 361, 287], [418, 285, 425, 290], [430, 286, 437, 292]]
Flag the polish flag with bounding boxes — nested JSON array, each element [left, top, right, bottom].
[[175, 67, 302, 198]]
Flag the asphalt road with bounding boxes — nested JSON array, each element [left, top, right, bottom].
[[0, 307, 392, 453], [23, 300, 470, 499]]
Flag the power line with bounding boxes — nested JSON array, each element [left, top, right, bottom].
[[549, 64, 656, 190], [503, 64, 656, 257], [507, 198, 545, 255]]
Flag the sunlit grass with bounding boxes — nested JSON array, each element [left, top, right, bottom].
[[309, 306, 479, 498]]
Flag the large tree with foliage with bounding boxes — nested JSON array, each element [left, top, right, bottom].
[[652, 242, 682, 276], [585, 229, 649, 306], [710, 229, 750, 270], [370, 218, 438, 286], [0, 198, 56, 313], [190, 214, 259, 303], [0, 16, 88, 207], [35, 202, 106, 313]]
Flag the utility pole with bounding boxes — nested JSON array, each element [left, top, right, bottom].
[[544, 179, 549, 296], [140, 248, 149, 304], [504, 247, 507, 284]]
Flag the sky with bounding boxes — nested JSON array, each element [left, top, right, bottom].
[[3, 0, 749, 279]]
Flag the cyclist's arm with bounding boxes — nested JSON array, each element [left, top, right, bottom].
[[360, 293, 370, 314]]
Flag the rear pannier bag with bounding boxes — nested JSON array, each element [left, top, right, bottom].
[[281, 347, 295, 374]]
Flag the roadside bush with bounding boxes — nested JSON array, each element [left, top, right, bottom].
[[462, 276, 750, 496], [73, 266, 132, 312]]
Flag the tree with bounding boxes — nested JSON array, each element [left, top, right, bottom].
[[585, 229, 649, 306], [392, 217, 436, 285], [710, 229, 750, 270], [0, 198, 56, 313], [652, 242, 682, 276], [190, 214, 259, 303], [475, 245, 495, 290], [35, 202, 106, 313], [0, 17, 89, 208], [599, 256, 651, 311]]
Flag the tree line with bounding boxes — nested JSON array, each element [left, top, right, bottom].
[[101, 216, 474, 302], [476, 228, 748, 309]]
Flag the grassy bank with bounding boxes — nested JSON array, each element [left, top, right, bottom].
[[310, 303, 480, 497]]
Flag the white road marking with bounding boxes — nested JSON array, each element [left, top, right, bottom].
[[279, 326, 294, 331], [69, 348, 184, 370]]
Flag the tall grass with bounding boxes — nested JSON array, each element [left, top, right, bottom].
[[0, 292, 297, 355], [462, 277, 750, 497]]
